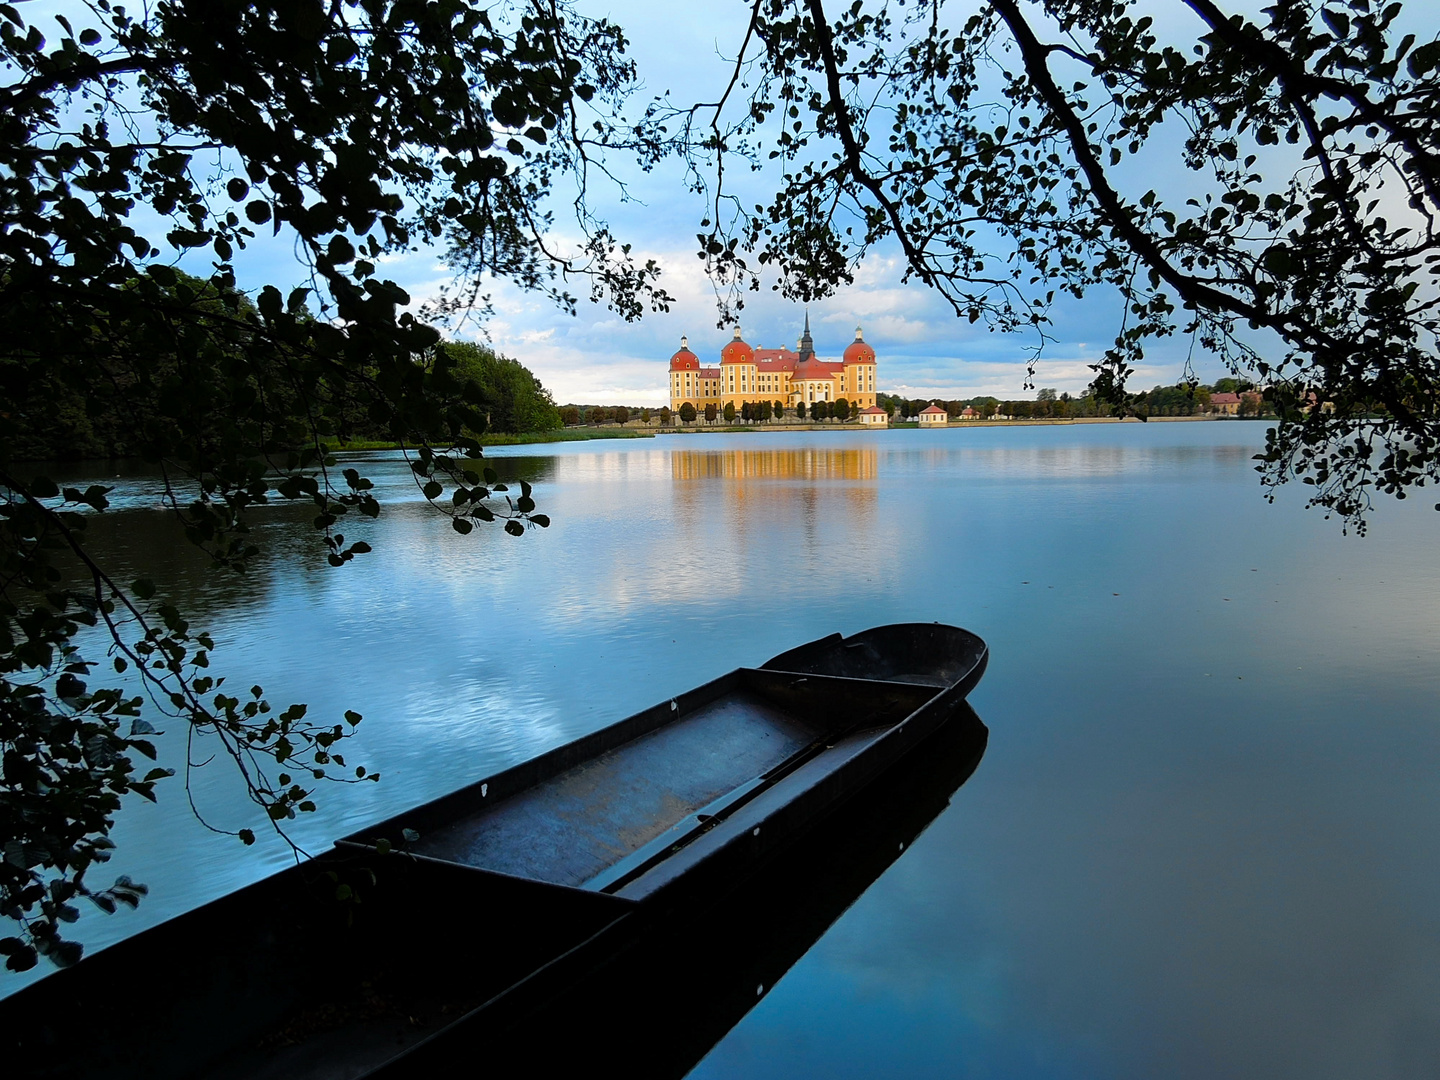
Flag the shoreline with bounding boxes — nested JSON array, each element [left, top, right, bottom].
[[643, 414, 1270, 434], [325, 429, 656, 452], [318, 414, 1275, 454]]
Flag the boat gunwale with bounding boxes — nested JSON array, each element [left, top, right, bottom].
[[616, 647, 989, 904], [328, 842, 643, 907], [760, 622, 989, 686]]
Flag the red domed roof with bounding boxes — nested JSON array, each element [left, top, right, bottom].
[[669, 335, 699, 370], [792, 355, 832, 380], [843, 327, 876, 364], [721, 327, 753, 365]]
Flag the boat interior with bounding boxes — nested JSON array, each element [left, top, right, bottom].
[[367, 668, 940, 895]]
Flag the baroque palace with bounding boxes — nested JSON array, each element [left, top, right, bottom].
[[668, 314, 878, 413]]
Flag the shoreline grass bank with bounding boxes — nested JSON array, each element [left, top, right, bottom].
[[325, 429, 656, 452], [326, 414, 1272, 453]]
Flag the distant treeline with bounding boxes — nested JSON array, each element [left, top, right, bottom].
[[444, 342, 562, 436], [561, 405, 655, 426], [879, 379, 1275, 420], [555, 379, 1284, 435]]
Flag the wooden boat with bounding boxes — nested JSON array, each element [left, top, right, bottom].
[[390, 703, 989, 1080], [344, 622, 987, 904], [4, 623, 987, 1080]]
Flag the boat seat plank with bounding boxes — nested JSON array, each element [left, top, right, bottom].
[[410, 692, 814, 887], [613, 722, 895, 901]]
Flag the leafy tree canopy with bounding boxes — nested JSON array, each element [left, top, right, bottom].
[[0, 0, 667, 972], [687, 0, 1440, 531], [445, 343, 563, 436]]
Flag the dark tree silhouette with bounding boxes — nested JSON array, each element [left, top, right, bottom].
[[0, 0, 668, 970]]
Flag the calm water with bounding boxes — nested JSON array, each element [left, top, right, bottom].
[[8, 423, 1440, 1078]]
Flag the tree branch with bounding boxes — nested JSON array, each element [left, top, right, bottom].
[[1181, 0, 1440, 210], [1, 57, 149, 113], [806, 0, 959, 311]]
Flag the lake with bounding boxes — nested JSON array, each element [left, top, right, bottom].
[[7, 422, 1440, 1078]]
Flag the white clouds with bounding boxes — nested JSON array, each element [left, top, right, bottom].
[[887, 356, 1179, 400], [381, 235, 1203, 404]]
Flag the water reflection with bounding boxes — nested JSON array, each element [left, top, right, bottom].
[[7, 425, 1440, 1080], [876, 437, 1257, 483], [671, 446, 879, 483], [656, 447, 883, 595]]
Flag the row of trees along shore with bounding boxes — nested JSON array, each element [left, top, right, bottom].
[[566, 379, 1282, 429], [880, 380, 1285, 421], [561, 399, 868, 425]]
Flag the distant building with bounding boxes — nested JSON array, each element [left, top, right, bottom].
[[668, 314, 879, 415], [959, 406, 978, 420], [859, 405, 888, 427], [1209, 391, 1242, 415], [918, 404, 948, 426], [1208, 391, 1261, 415]]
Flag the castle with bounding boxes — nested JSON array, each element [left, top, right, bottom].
[[667, 314, 878, 414]]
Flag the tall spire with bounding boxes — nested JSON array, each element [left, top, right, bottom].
[[798, 307, 814, 361]]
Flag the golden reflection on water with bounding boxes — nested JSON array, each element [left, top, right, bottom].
[[659, 447, 888, 600], [668, 447, 880, 528], [670, 446, 879, 483]]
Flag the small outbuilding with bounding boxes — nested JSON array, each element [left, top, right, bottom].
[[918, 404, 948, 426], [959, 406, 979, 420], [859, 405, 888, 427], [1208, 391, 1262, 416]]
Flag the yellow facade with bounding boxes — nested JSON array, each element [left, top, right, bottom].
[[667, 373, 722, 411]]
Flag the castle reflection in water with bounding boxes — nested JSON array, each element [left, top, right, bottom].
[[669, 446, 879, 484], [662, 448, 885, 602], [538, 444, 888, 608]]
